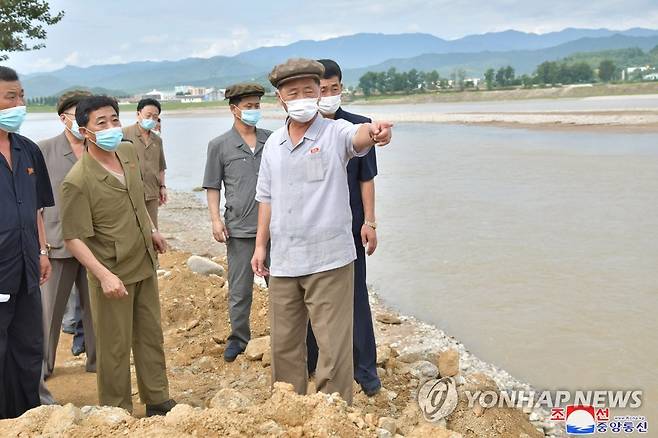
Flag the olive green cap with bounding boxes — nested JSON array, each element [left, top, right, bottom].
[[224, 82, 265, 100], [268, 58, 325, 88]]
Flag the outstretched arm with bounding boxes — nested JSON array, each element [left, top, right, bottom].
[[353, 121, 393, 153]]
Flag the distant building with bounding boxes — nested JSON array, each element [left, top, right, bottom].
[[142, 89, 164, 100], [644, 73, 658, 81], [622, 66, 652, 81]]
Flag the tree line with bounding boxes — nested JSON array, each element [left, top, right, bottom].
[[357, 58, 630, 95]]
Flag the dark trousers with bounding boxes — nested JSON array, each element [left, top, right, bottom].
[[0, 273, 43, 419], [306, 236, 379, 388]]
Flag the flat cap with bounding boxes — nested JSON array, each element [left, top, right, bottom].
[[224, 82, 265, 100], [268, 58, 325, 88]]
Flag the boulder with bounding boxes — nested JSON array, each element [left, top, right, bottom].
[[42, 404, 81, 434], [245, 335, 270, 361], [187, 256, 225, 277], [378, 417, 397, 434], [79, 405, 133, 427], [438, 349, 460, 377], [209, 388, 252, 410], [409, 360, 439, 380]]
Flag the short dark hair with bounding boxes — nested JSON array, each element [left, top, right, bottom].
[[0, 66, 19, 82], [57, 90, 92, 115], [228, 96, 242, 106], [317, 59, 342, 82], [75, 95, 120, 128], [137, 98, 161, 113]]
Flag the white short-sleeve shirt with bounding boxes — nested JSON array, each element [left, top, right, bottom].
[[256, 115, 370, 277]]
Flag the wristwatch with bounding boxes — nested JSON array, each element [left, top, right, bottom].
[[364, 220, 377, 230], [39, 247, 49, 257]]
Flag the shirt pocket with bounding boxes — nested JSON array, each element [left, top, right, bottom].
[[305, 151, 326, 182]]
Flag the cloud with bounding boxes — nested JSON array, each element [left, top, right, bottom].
[[7, 0, 658, 74]]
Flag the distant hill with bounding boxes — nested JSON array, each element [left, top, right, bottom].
[[20, 28, 658, 97], [342, 34, 658, 84]]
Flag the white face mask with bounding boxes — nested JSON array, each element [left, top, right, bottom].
[[283, 97, 319, 123], [319, 94, 341, 115]]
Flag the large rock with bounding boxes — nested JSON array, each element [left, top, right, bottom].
[[438, 349, 460, 377], [42, 403, 81, 434], [187, 255, 225, 277], [409, 360, 439, 380], [376, 345, 393, 365], [79, 405, 133, 427], [378, 416, 398, 434], [245, 335, 270, 361], [209, 388, 253, 410]]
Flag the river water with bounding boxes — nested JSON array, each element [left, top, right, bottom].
[[21, 95, 658, 421]]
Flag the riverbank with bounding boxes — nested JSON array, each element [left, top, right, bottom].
[[350, 82, 658, 105], [0, 192, 561, 437]]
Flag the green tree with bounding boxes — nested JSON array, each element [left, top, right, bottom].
[[598, 60, 616, 82], [570, 62, 594, 83], [358, 71, 377, 96], [484, 68, 495, 90], [0, 0, 64, 61], [407, 68, 420, 91], [425, 70, 439, 89], [536, 61, 559, 85], [503, 66, 515, 85], [495, 67, 506, 87]]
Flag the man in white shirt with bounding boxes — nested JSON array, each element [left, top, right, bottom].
[[251, 58, 392, 405]]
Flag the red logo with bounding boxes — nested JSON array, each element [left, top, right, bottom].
[[310, 147, 320, 154], [595, 408, 609, 421], [550, 408, 566, 421]]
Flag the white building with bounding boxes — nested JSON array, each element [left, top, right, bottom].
[[622, 66, 651, 81]]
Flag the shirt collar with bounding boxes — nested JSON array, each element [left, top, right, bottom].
[[9, 133, 22, 151], [58, 132, 75, 156], [281, 114, 323, 149]]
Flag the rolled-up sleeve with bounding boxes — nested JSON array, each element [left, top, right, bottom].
[[255, 146, 271, 204], [60, 181, 94, 240], [202, 140, 223, 190]]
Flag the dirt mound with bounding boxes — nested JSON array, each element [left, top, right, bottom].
[[0, 251, 546, 437]]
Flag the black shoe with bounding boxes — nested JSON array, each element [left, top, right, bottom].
[[361, 379, 382, 397], [223, 342, 245, 362], [71, 344, 85, 356], [146, 399, 177, 417]]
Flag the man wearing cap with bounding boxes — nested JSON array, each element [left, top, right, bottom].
[[122, 98, 167, 228], [306, 59, 381, 396], [203, 83, 272, 362], [38, 90, 97, 404], [251, 59, 392, 405]]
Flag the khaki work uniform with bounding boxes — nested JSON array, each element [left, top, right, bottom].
[[122, 124, 166, 227], [38, 132, 96, 384], [59, 142, 169, 412], [202, 127, 271, 349]]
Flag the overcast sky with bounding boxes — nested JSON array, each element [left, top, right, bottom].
[[5, 0, 658, 74]]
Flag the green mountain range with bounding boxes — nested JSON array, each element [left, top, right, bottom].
[[19, 28, 658, 97]]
